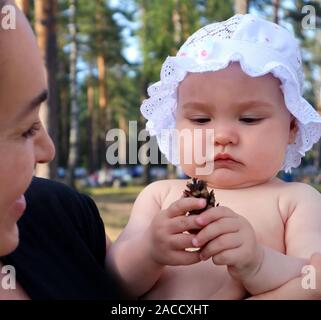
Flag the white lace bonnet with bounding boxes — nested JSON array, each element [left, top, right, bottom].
[[140, 14, 321, 173]]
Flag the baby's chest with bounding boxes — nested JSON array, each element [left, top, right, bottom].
[[218, 196, 286, 252], [201, 202, 285, 252], [164, 189, 286, 252]]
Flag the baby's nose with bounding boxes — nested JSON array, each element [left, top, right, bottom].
[[213, 128, 238, 146]]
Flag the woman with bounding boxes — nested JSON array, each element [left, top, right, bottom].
[[0, 1, 121, 299], [0, 1, 55, 259]]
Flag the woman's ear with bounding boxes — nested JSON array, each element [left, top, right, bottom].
[[288, 116, 298, 144]]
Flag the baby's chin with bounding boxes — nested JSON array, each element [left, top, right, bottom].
[[198, 170, 271, 190]]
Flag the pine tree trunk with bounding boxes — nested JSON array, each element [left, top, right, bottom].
[[60, 85, 69, 168], [172, 0, 182, 49], [139, 114, 151, 184], [179, 1, 191, 41], [46, 0, 59, 179], [118, 115, 128, 166], [34, 0, 50, 179], [234, 0, 249, 14], [273, 0, 280, 24], [15, 0, 29, 16], [166, 1, 187, 179], [96, 0, 110, 169], [87, 83, 98, 173], [97, 54, 109, 170], [34, 0, 59, 179], [67, 0, 79, 188]]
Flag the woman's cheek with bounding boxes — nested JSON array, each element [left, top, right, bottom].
[[11, 143, 35, 196]]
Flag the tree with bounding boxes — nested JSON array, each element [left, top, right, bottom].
[[285, 0, 321, 169], [67, 0, 79, 188], [15, 0, 29, 16], [34, 0, 59, 179], [273, 0, 280, 23], [200, 0, 234, 23], [77, 0, 126, 172], [234, 0, 249, 14]]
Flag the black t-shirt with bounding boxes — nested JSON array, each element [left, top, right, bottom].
[[1, 177, 121, 299]]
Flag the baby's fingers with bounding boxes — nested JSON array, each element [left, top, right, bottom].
[[170, 233, 196, 250], [195, 206, 237, 227], [211, 247, 242, 266], [171, 251, 201, 266], [170, 215, 202, 234], [192, 217, 239, 248], [167, 197, 206, 218], [198, 233, 241, 261]]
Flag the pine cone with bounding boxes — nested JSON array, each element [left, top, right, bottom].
[[183, 178, 219, 215]]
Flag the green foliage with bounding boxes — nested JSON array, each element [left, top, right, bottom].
[[37, 0, 320, 173]]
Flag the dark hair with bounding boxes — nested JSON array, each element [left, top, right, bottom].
[[0, 0, 9, 10]]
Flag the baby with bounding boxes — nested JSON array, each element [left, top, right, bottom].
[[108, 14, 321, 299]]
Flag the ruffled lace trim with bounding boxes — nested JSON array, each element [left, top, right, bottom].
[[141, 53, 321, 173]]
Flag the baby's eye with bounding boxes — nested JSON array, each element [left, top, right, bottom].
[[239, 117, 263, 124], [22, 122, 41, 139], [190, 118, 211, 124]]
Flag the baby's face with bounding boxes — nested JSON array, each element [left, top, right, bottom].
[[175, 62, 297, 189]]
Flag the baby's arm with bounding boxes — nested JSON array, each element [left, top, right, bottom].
[[247, 183, 321, 299], [251, 183, 321, 299], [107, 181, 204, 298], [239, 244, 307, 295], [242, 183, 321, 296], [247, 252, 321, 300], [192, 190, 320, 295]]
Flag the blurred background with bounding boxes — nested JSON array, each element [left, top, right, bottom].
[[16, 0, 321, 240]]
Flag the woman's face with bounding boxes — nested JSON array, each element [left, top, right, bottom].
[[0, 6, 55, 256]]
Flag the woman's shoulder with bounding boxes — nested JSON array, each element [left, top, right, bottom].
[[26, 177, 84, 201], [26, 177, 96, 212], [24, 177, 102, 235]]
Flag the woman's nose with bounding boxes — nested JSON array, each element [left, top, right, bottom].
[[34, 126, 56, 164]]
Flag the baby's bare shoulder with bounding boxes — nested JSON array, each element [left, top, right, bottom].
[[137, 179, 188, 207], [279, 182, 321, 257], [142, 179, 187, 194], [123, 179, 188, 233], [279, 181, 320, 199], [278, 181, 321, 217]]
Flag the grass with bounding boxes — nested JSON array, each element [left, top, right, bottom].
[[84, 185, 144, 197], [312, 183, 321, 192], [83, 185, 144, 241]]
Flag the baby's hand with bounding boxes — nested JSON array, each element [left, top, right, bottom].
[[192, 206, 263, 281], [146, 197, 206, 266]]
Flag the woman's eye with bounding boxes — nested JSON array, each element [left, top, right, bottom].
[[240, 117, 263, 124], [22, 122, 41, 139], [190, 118, 211, 124]]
